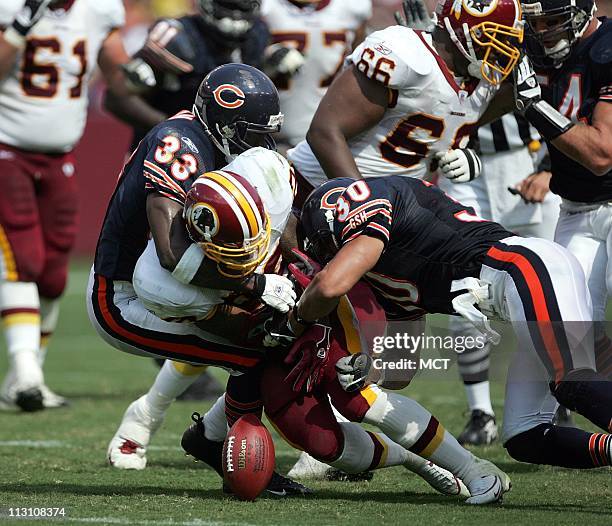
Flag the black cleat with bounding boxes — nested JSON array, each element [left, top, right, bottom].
[[324, 469, 374, 482], [181, 412, 224, 476], [15, 387, 44, 412], [264, 471, 313, 497], [552, 406, 575, 428], [458, 410, 498, 446]]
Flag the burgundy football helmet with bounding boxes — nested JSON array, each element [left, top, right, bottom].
[[435, 0, 524, 84], [184, 170, 271, 278]]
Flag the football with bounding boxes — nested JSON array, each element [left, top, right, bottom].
[[222, 414, 275, 500]]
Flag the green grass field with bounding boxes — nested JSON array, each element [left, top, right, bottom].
[[0, 263, 611, 526]]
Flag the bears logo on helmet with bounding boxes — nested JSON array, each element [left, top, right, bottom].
[[213, 84, 246, 109], [184, 169, 271, 278], [436, 0, 524, 85]]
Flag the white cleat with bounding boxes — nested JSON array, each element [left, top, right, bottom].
[[1, 351, 45, 412], [464, 458, 511, 505], [411, 460, 470, 497], [287, 451, 330, 480], [107, 395, 164, 470]]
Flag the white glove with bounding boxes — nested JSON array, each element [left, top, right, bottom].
[[335, 353, 372, 392], [394, 0, 436, 31], [264, 44, 305, 77], [435, 148, 482, 184], [260, 274, 296, 313], [513, 54, 541, 114]]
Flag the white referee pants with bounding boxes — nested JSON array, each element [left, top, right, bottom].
[[554, 200, 612, 322], [479, 236, 595, 442]]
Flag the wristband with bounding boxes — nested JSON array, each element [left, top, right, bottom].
[[251, 273, 265, 297], [525, 100, 575, 141], [171, 243, 205, 284], [3, 26, 26, 48]]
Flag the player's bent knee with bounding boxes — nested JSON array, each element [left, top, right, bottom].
[[327, 423, 374, 473], [551, 367, 606, 411], [504, 425, 550, 464], [307, 427, 344, 463]]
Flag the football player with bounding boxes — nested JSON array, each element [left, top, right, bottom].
[[105, 0, 270, 151], [515, 0, 612, 379], [293, 176, 612, 475], [261, 0, 371, 148], [287, 0, 524, 201], [394, 0, 563, 445], [0, 0, 140, 411]]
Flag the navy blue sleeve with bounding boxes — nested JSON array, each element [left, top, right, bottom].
[[333, 179, 393, 247], [142, 117, 209, 204]]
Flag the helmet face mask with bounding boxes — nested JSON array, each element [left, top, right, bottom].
[[522, 0, 596, 67], [197, 0, 261, 44], [184, 170, 271, 279], [436, 0, 524, 85], [300, 179, 353, 264]]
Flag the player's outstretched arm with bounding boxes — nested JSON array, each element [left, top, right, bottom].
[[306, 66, 387, 180], [295, 235, 384, 324], [99, 30, 166, 130]]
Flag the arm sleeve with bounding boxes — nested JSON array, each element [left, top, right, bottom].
[[333, 180, 393, 247], [142, 126, 203, 204]]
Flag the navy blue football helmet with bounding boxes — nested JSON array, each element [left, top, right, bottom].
[[299, 179, 354, 264], [193, 63, 283, 160], [522, 0, 597, 67]]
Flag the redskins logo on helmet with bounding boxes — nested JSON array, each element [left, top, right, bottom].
[[184, 170, 271, 278], [437, 0, 524, 85]]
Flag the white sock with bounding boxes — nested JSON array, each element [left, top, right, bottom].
[[203, 395, 228, 442], [144, 360, 199, 417], [1, 282, 42, 390], [465, 381, 494, 415], [39, 297, 60, 367]]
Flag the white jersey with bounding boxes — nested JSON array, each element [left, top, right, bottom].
[[289, 25, 499, 187], [261, 0, 371, 146], [132, 148, 295, 321], [0, 0, 125, 152]]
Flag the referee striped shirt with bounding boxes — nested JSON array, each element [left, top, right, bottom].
[[477, 112, 541, 154]]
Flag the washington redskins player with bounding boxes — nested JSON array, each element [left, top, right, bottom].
[[288, 0, 524, 195], [0, 0, 140, 412], [261, 0, 371, 147]]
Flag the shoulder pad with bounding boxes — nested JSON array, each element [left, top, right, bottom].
[[589, 20, 612, 65], [138, 19, 196, 75], [350, 26, 433, 89]]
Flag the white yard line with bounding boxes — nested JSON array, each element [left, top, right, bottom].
[[63, 517, 262, 526], [0, 440, 65, 447]]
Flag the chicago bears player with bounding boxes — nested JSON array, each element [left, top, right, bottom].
[[105, 0, 269, 149], [261, 0, 371, 147], [287, 0, 523, 199], [0, 0, 138, 411], [515, 0, 612, 379], [106, 145, 297, 472], [294, 176, 612, 476]]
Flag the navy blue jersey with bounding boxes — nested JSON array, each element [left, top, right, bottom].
[[332, 177, 512, 318], [95, 111, 219, 281], [535, 18, 612, 202], [132, 15, 269, 147]]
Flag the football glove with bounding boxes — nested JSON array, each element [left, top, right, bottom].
[[253, 274, 296, 313], [394, 0, 435, 31], [287, 248, 322, 291], [137, 19, 195, 76], [5, 0, 53, 47], [123, 58, 158, 93], [335, 353, 372, 392], [513, 54, 574, 140], [264, 43, 305, 78], [435, 148, 482, 183], [284, 323, 332, 394], [263, 312, 297, 348]]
